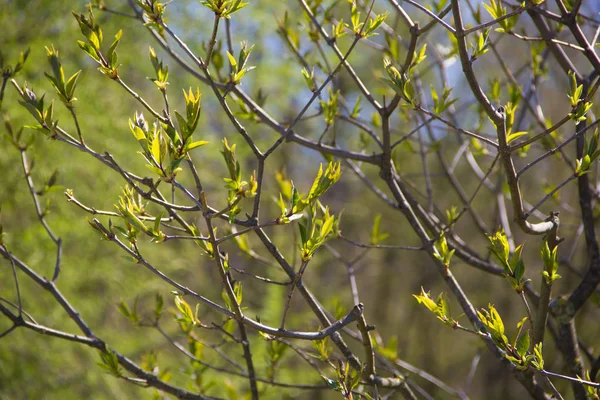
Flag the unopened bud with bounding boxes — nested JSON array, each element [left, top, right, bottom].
[[134, 111, 148, 132], [25, 87, 37, 103]]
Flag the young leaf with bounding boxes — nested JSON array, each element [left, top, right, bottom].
[[516, 330, 530, 357]]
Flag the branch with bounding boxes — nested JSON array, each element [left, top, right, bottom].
[[496, 108, 556, 235]]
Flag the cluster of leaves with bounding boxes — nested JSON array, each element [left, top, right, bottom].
[[37, 170, 63, 197], [382, 44, 427, 104], [74, 6, 122, 78], [433, 232, 455, 270], [265, 340, 288, 381], [530, 42, 548, 78], [0, 48, 29, 81], [226, 42, 255, 85], [501, 102, 528, 145], [136, 0, 166, 27], [371, 334, 398, 363], [129, 84, 208, 180], [382, 58, 415, 104], [275, 12, 301, 54], [310, 331, 367, 398], [319, 88, 340, 126], [579, 371, 600, 400], [44, 46, 81, 109], [477, 306, 544, 371], [301, 67, 317, 92], [139, 351, 173, 389], [540, 240, 561, 284], [567, 70, 593, 125], [97, 346, 123, 378], [321, 360, 363, 399], [220, 138, 257, 221], [417, 226, 555, 373], [471, 29, 490, 61], [276, 161, 341, 222], [13, 30, 81, 140], [148, 47, 169, 92], [16, 83, 58, 137], [116, 295, 180, 390], [471, 136, 489, 156], [129, 90, 207, 180], [201, 0, 248, 19], [348, 1, 388, 38], [483, 0, 519, 33], [122, 39, 206, 177], [177, 88, 203, 142], [190, 223, 215, 258], [413, 287, 457, 327], [575, 128, 600, 176], [298, 204, 339, 262], [445, 205, 460, 227], [488, 230, 529, 292], [112, 186, 165, 243], [3, 116, 30, 152], [173, 295, 202, 330], [414, 286, 547, 372], [431, 86, 457, 115], [221, 280, 243, 313], [275, 162, 342, 261], [117, 297, 142, 326]]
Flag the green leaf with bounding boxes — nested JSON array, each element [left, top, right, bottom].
[[153, 212, 163, 235], [532, 342, 544, 370], [145, 164, 165, 177], [320, 211, 335, 238], [516, 316, 528, 330], [97, 348, 122, 377], [437, 292, 449, 319], [117, 300, 133, 321], [154, 293, 164, 320], [151, 132, 161, 164], [174, 295, 196, 325], [129, 119, 146, 141], [65, 70, 82, 99], [186, 140, 209, 151], [107, 29, 123, 65], [506, 131, 528, 144], [513, 259, 525, 282], [413, 287, 439, 314], [233, 281, 243, 305], [371, 214, 389, 245], [77, 40, 100, 61], [88, 31, 100, 50], [305, 161, 341, 205], [488, 229, 511, 272], [351, 96, 362, 118], [298, 222, 307, 245], [516, 330, 530, 357], [490, 306, 504, 336], [226, 51, 237, 68], [478, 304, 508, 346]]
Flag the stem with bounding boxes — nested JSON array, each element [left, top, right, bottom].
[[205, 14, 221, 67]]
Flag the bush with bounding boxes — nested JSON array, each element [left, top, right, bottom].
[[1, 1, 600, 399]]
